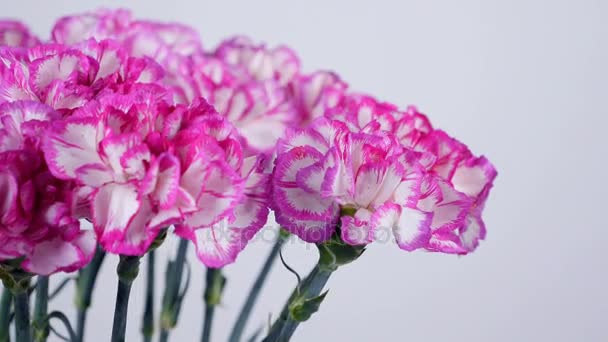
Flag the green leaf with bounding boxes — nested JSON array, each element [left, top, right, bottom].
[[288, 290, 329, 322]]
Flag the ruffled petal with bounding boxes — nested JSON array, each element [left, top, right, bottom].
[[0, 169, 19, 226], [451, 156, 497, 199], [418, 177, 472, 231], [52, 9, 133, 45], [340, 208, 373, 245], [0, 21, 39, 48], [149, 153, 181, 209], [177, 219, 244, 268], [354, 162, 388, 208], [182, 156, 243, 228], [427, 231, 468, 254], [21, 230, 95, 275], [92, 182, 141, 248], [458, 213, 486, 253], [99, 133, 144, 179], [43, 117, 104, 179], [74, 164, 113, 187], [273, 207, 337, 243], [29, 50, 93, 96], [372, 203, 431, 251], [293, 71, 346, 122], [273, 146, 337, 220]]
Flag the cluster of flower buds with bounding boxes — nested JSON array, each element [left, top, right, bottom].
[[0, 9, 496, 277]]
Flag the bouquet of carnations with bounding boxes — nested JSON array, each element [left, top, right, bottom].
[[0, 9, 496, 342]]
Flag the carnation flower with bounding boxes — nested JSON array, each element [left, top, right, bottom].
[[175, 154, 271, 267], [42, 85, 246, 257], [215, 36, 300, 86], [291, 71, 347, 124], [0, 20, 39, 48], [52, 9, 202, 59], [273, 94, 496, 253], [327, 96, 497, 253], [0, 40, 167, 110], [172, 55, 298, 153], [0, 100, 95, 275]]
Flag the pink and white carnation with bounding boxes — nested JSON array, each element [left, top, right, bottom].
[[215, 36, 300, 86], [273, 94, 496, 254], [0, 20, 39, 48], [172, 54, 298, 153], [0, 39, 166, 111], [169, 99, 272, 267], [325, 95, 497, 253], [41, 85, 240, 257], [51, 9, 202, 75], [0, 100, 95, 275], [272, 116, 427, 248], [290, 71, 348, 124]]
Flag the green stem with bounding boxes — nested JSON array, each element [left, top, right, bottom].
[[262, 232, 365, 342], [0, 289, 12, 342], [201, 303, 214, 342], [159, 239, 189, 341], [111, 256, 140, 342], [262, 265, 333, 342], [75, 246, 106, 342], [142, 250, 155, 342], [158, 330, 168, 342], [75, 311, 85, 342], [201, 268, 225, 342], [13, 291, 32, 342], [229, 236, 285, 342], [32, 276, 49, 342]]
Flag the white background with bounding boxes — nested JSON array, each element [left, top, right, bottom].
[[4, 1, 608, 341]]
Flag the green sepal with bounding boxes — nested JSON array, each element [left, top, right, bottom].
[[317, 235, 365, 271], [204, 268, 226, 306], [116, 255, 140, 284], [0, 259, 32, 294], [279, 227, 291, 240], [148, 229, 168, 251]]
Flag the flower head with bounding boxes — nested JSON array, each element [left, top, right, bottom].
[[0, 100, 95, 275], [0, 20, 39, 48], [273, 95, 496, 254]]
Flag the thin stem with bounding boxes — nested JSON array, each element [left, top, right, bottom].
[[32, 276, 49, 342], [201, 303, 214, 342], [142, 250, 155, 342], [262, 232, 364, 342], [75, 246, 106, 342], [46, 311, 77, 342], [111, 280, 132, 342], [201, 268, 225, 342], [229, 236, 285, 342], [13, 291, 32, 342], [48, 278, 72, 301], [75, 311, 85, 342], [159, 239, 189, 340], [262, 265, 333, 342], [0, 289, 12, 342], [158, 330, 168, 342], [111, 256, 140, 342]]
